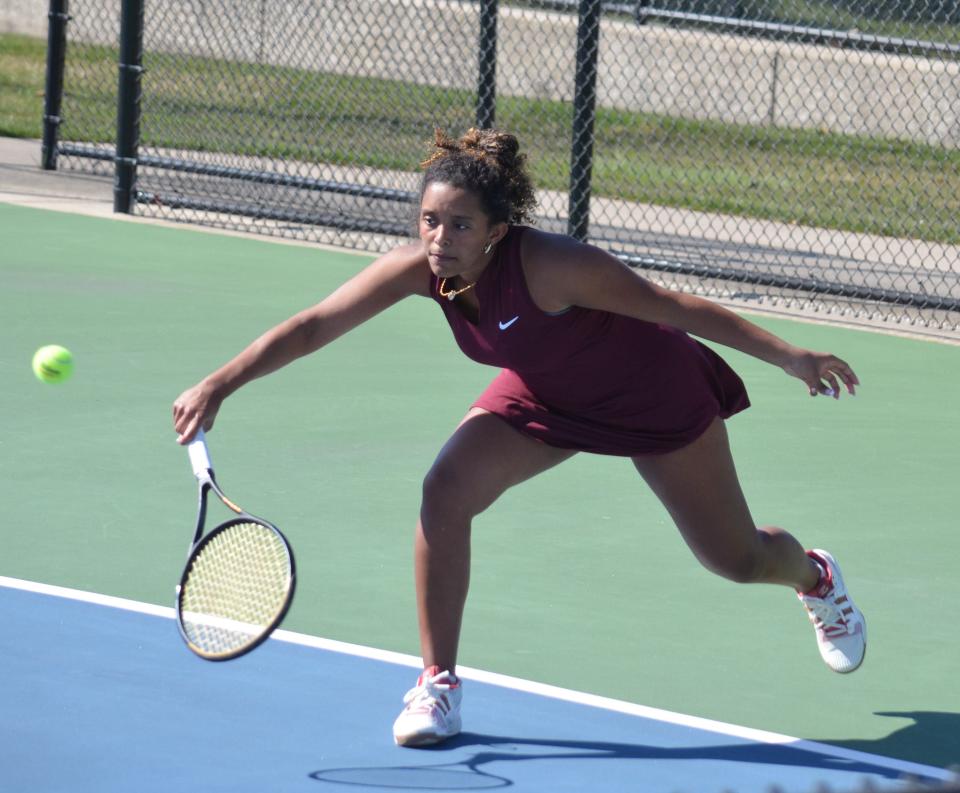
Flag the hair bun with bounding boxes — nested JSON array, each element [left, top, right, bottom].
[[463, 128, 519, 168], [420, 127, 537, 225]]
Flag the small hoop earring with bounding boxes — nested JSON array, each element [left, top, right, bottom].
[[483, 242, 493, 255]]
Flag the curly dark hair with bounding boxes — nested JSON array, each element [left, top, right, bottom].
[[419, 128, 537, 225]]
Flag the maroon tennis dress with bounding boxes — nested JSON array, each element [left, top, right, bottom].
[[430, 226, 750, 456]]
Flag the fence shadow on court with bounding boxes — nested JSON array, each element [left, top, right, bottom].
[[309, 728, 950, 790], [824, 711, 960, 771]]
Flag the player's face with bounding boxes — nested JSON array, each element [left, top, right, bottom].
[[419, 182, 500, 279]]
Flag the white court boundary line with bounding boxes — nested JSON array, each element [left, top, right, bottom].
[[2, 575, 952, 783]]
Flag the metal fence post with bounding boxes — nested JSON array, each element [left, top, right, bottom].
[[114, 0, 144, 213], [567, 0, 601, 242], [41, 0, 69, 170], [476, 0, 498, 129]]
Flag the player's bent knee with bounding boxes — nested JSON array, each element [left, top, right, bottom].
[[699, 547, 765, 584], [421, 460, 492, 523]]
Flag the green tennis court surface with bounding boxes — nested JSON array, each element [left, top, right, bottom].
[[2, 201, 958, 772]]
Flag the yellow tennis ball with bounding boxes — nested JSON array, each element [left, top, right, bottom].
[[32, 344, 74, 384]]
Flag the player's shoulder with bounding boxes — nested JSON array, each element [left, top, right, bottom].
[[518, 228, 596, 311], [519, 226, 583, 259], [520, 226, 614, 278]]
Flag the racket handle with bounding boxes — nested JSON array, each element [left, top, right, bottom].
[[187, 428, 213, 479]]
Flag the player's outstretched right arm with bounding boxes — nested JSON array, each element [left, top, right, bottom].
[[173, 244, 429, 443]]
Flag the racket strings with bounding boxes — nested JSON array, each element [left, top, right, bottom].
[[180, 521, 292, 658]]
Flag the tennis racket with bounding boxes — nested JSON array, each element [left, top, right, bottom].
[[176, 429, 296, 661]]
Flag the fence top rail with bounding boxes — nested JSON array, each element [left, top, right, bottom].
[[636, 7, 960, 57], [504, 0, 960, 58]]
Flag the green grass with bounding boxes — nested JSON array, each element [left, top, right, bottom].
[[0, 33, 48, 138], [3, 31, 959, 242]]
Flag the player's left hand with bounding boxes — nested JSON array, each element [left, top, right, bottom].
[[783, 350, 859, 399]]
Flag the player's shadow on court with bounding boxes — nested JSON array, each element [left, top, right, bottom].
[[825, 711, 960, 770], [309, 729, 936, 790]]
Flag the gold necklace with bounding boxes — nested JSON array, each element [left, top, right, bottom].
[[438, 277, 476, 301]]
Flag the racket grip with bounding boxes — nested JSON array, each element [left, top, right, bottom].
[[187, 428, 213, 479]]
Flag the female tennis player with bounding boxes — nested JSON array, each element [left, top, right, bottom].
[[173, 128, 866, 748]]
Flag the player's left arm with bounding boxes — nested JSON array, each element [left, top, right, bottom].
[[527, 232, 859, 398]]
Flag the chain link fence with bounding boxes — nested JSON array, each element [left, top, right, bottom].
[[42, 0, 117, 177], [43, 0, 960, 338]]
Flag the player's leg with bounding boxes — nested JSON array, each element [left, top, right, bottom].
[[417, 407, 576, 672], [394, 408, 575, 747], [632, 416, 818, 589], [631, 416, 865, 673]]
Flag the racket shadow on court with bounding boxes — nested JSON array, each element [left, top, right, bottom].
[[308, 731, 914, 790]]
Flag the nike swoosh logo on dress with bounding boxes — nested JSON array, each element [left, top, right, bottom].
[[499, 316, 519, 330]]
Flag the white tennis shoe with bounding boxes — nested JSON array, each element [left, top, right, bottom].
[[393, 666, 463, 747], [798, 549, 866, 673]]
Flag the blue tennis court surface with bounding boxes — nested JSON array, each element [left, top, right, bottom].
[[1, 578, 948, 793]]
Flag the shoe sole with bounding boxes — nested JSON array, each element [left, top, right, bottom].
[[394, 729, 460, 748], [834, 643, 867, 674]]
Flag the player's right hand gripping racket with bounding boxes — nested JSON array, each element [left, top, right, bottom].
[[177, 429, 296, 661]]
